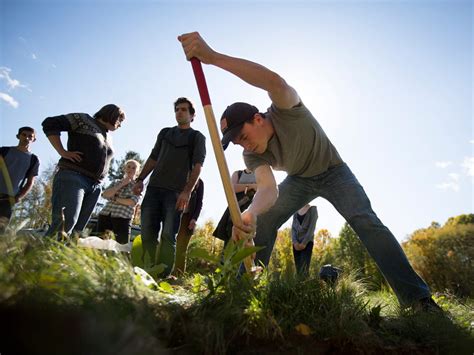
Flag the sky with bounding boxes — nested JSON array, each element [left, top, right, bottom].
[[0, 0, 472, 241]]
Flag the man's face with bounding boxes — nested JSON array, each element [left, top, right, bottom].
[[232, 116, 268, 154], [175, 103, 194, 126], [18, 130, 36, 144]]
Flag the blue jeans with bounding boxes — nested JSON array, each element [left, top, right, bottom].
[[140, 186, 182, 276], [255, 163, 430, 305], [46, 169, 101, 237], [293, 241, 313, 277]]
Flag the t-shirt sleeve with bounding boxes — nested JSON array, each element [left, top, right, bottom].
[[269, 102, 309, 121], [30, 156, 40, 177], [149, 130, 165, 161], [243, 151, 271, 172], [192, 132, 206, 166]]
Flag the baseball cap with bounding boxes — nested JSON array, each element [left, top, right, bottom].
[[220, 102, 258, 150]]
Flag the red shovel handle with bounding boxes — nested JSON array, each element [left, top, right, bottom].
[[191, 58, 211, 106]]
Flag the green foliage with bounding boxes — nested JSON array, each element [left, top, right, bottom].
[[268, 228, 296, 277], [188, 239, 262, 295], [0, 232, 472, 354], [403, 216, 474, 297], [445, 213, 474, 226], [10, 163, 56, 229], [184, 219, 223, 274], [333, 223, 386, 290], [2, 212, 474, 353]]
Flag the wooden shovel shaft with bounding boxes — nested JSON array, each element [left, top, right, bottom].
[[190, 58, 254, 272]]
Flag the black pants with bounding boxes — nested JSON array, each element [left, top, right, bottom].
[[97, 214, 131, 244], [293, 241, 314, 277]]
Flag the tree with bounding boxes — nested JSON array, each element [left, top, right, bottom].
[[11, 163, 56, 229], [445, 214, 474, 226], [333, 222, 386, 290], [314, 228, 331, 250], [403, 214, 474, 297]]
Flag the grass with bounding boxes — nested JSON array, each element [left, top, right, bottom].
[[1, 234, 473, 354]]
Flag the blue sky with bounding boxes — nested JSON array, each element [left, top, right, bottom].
[[1, 0, 472, 241]]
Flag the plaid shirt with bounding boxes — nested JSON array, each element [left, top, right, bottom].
[[99, 181, 139, 219]]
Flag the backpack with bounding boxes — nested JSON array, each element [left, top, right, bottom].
[[0, 146, 39, 188], [159, 128, 198, 170]]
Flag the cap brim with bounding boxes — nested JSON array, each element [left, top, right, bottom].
[[221, 124, 244, 151]]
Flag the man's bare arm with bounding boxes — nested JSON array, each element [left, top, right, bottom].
[[247, 165, 278, 217], [179, 32, 300, 110]]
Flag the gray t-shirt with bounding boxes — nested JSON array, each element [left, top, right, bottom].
[[0, 147, 40, 195], [148, 126, 206, 192], [291, 205, 318, 244], [244, 103, 343, 177]]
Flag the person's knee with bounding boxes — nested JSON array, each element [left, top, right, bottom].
[[348, 211, 381, 231]]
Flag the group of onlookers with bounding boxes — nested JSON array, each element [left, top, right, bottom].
[[0, 103, 318, 278], [0, 98, 206, 277]]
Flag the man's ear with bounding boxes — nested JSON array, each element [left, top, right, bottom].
[[16, 134, 20, 139], [253, 113, 264, 125]]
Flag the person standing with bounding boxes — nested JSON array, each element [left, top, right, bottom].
[[42, 104, 125, 238], [178, 31, 440, 311], [0, 127, 40, 233], [173, 178, 204, 275], [213, 168, 257, 244], [133, 97, 206, 277], [98, 159, 141, 244], [291, 204, 317, 277]]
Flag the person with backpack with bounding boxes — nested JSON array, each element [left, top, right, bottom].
[[213, 168, 257, 244], [0, 126, 40, 234], [133, 97, 206, 277]]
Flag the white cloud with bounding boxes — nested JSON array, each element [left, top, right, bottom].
[[436, 171, 461, 192], [32, 53, 37, 60], [0, 67, 30, 91], [470, 139, 474, 144], [436, 182, 459, 192], [435, 161, 452, 168], [51, 64, 57, 69], [448, 173, 459, 181], [462, 157, 474, 177], [0, 92, 19, 108]]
